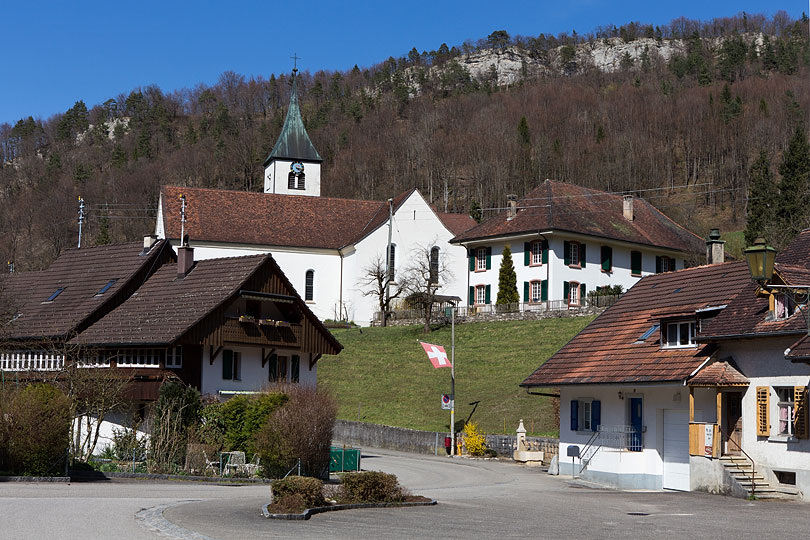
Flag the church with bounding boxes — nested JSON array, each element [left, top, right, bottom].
[[155, 70, 476, 325]]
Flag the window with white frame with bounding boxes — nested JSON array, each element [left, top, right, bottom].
[[569, 281, 580, 306], [116, 349, 162, 367], [530, 281, 542, 303], [166, 346, 182, 368], [531, 241, 543, 265], [475, 285, 487, 305], [777, 387, 795, 437], [569, 242, 580, 266], [570, 399, 600, 432], [476, 247, 487, 271], [663, 321, 696, 348]]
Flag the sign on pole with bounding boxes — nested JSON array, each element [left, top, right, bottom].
[[441, 394, 453, 410]]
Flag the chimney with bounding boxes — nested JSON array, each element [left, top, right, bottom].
[[705, 228, 725, 264], [177, 244, 194, 278], [506, 194, 517, 221], [141, 234, 158, 255], [623, 195, 634, 222]]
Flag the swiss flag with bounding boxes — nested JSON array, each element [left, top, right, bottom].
[[421, 342, 452, 369]]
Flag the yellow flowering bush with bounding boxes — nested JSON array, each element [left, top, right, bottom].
[[462, 422, 487, 456]]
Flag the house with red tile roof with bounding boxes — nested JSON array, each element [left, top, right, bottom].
[[522, 229, 810, 499], [451, 180, 706, 312]]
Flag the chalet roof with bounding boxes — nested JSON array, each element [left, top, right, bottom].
[[1, 241, 172, 341], [451, 181, 704, 254], [521, 261, 751, 387], [263, 74, 322, 165], [688, 360, 749, 387], [160, 186, 474, 249], [73, 253, 342, 355]]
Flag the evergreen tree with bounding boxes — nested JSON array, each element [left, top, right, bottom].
[[744, 150, 777, 246], [469, 200, 482, 223], [776, 126, 810, 245], [496, 244, 519, 305], [94, 215, 112, 246], [517, 116, 531, 147]]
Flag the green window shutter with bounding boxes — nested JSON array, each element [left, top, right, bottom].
[[655, 256, 662, 273], [601, 246, 612, 271], [469, 286, 474, 306], [485, 284, 491, 304], [580, 283, 586, 301], [222, 349, 233, 380], [524, 242, 530, 266], [542, 240, 549, 264], [291, 355, 300, 383], [563, 281, 570, 302], [485, 247, 492, 270], [469, 250, 475, 271], [670, 257, 677, 271], [268, 354, 278, 382], [541, 280, 548, 301], [563, 241, 571, 265], [580, 243, 586, 267], [523, 281, 529, 302], [631, 251, 642, 275]]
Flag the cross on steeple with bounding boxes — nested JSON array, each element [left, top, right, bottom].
[[291, 53, 301, 74]]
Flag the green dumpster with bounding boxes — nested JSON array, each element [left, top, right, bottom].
[[329, 446, 361, 472]]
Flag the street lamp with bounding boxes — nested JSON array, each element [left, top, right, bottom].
[[743, 237, 776, 284]]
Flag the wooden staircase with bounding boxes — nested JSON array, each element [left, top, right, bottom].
[[719, 455, 801, 500]]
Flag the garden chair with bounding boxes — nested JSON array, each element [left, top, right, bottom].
[[202, 450, 219, 475], [224, 451, 246, 476], [243, 454, 261, 476]]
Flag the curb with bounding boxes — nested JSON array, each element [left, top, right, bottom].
[[262, 499, 438, 520], [0, 476, 70, 483], [69, 471, 270, 484]]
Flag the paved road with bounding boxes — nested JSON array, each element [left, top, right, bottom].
[[1, 449, 808, 539]]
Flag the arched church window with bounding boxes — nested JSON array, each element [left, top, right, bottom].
[[296, 172, 306, 190], [388, 244, 396, 282], [288, 172, 296, 189], [430, 246, 440, 283], [305, 270, 314, 301]]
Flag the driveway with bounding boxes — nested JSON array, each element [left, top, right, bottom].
[[1, 448, 807, 539]]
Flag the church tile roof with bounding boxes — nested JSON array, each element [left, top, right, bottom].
[[452, 181, 704, 254]]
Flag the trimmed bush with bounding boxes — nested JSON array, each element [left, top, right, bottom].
[[7, 384, 71, 476], [340, 471, 403, 503], [256, 385, 336, 479], [221, 392, 287, 454], [271, 475, 325, 508]]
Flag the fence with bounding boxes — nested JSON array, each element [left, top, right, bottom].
[[374, 295, 620, 327]]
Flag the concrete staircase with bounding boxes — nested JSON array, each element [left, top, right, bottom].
[[719, 455, 801, 501]]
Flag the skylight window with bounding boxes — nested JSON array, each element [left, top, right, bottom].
[[96, 279, 117, 296], [44, 288, 64, 302], [636, 324, 660, 343]]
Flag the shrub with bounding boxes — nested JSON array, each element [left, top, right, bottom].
[[7, 384, 71, 476], [463, 422, 487, 456], [340, 471, 403, 503], [256, 385, 337, 479], [110, 426, 147, 461], [271, 475, 325, 508], [148, 382, 201, 473], [221, 392, 287, 454]]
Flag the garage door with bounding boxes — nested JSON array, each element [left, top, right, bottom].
[[663, 409, 690, 491]]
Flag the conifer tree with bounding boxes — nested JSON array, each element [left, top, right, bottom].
[[776, 126, 810, 245], [496, 244, 519, 305], [744, 150, 777, 246]]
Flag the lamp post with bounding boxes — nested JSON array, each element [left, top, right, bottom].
[[744, 237, 810, 335]]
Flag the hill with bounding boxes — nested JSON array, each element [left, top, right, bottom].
[[318, 317, 594, 437], [1, 11, 808, 270]]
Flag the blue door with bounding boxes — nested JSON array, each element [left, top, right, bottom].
[[629, 397, 643, 451]]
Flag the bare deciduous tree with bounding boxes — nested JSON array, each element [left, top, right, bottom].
[[358, 253, 405, 326], [401, 242, 453, 334]]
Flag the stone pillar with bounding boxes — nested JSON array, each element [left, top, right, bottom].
[[516, 419, 527, 451]]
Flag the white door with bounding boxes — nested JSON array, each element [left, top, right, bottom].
[[662, 409, 690, 491]]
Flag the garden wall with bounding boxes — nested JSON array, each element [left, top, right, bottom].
[[332, 420, 558, 461]]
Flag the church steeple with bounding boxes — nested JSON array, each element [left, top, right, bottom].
[[263, 70, 323, 197]]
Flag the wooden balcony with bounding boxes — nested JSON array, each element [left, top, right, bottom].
[[689, 422, 721, 457], [221, 318, 301, 347]]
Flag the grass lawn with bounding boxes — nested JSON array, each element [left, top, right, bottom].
[[318, 317, 593, 437]]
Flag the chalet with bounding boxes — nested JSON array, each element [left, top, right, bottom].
[[154, 72, 476, 326], [522, 230, 810, 500], [451, 181, 706, 310]]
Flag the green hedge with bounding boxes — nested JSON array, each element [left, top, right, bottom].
[[271, 475, 325, 508], [340, 471, 403, 503]]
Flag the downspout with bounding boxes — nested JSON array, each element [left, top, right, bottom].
[[338, 248, 345, 321]]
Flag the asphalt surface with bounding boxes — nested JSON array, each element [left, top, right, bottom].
[[1, 448, 808, 539]]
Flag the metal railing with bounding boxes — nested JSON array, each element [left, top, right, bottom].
[[718, 425, 759, 498], [576, 424, 644, 476], [0, 351, 64, 371]]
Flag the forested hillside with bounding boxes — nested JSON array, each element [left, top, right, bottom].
[[1, 11, 808, 270]]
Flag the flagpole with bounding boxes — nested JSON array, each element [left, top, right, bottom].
[[450, 304, 455, 455]]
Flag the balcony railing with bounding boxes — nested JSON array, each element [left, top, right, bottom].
[[0, 351, 65, 371], [222, 318, 301, 347]]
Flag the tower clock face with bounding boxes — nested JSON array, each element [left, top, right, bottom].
[[291, 162, 304, 174]]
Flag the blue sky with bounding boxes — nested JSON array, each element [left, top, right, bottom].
[[1, 1, 805, 126]]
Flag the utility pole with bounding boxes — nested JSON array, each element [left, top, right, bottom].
[[77, 196, 85, 248], [450, 304, 456, 455], [384, 198, 394, 324]]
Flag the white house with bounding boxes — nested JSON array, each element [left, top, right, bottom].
[[155, 72, 475, 325], [451, 181, 706, 309], [522, 231, 810, 500]]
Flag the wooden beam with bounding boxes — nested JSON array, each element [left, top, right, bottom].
[[689, 387, 695, 423], [209, 345, 223, 365], [262, 348, 276, 368], [716, 389, 722, 425], [309, 353, 322, 371]]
